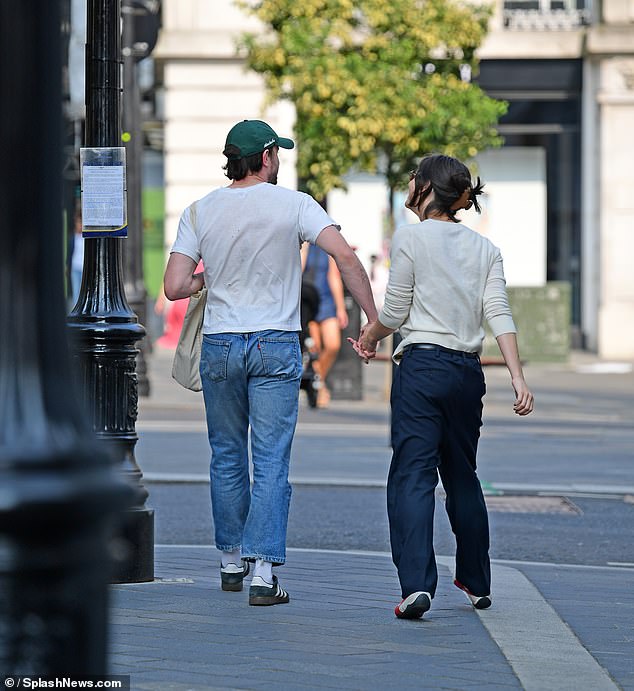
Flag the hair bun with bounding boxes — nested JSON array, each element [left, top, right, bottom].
[[450, 172, 471, 192]]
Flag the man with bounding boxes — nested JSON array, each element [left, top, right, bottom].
[[163, 119, 377, 606]]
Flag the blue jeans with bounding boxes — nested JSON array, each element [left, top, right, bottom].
[[200, 330, 301, 565]]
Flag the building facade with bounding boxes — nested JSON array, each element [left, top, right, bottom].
[[155, 0, 634, 358]]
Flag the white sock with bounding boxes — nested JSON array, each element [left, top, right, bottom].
[[221, 548, 242, 568], [253, 559, 273, 583]]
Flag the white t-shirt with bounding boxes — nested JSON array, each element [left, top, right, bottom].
[[171, 183, 335, 334]]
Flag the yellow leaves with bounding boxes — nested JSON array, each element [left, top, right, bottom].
[[331, 91, 347, 108], [336, 116, 355, 134], [273, 48, 286, 66], [317, 83, 332, 99], [359, 135, 375, 152]]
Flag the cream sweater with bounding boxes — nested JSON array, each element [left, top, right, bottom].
[[379, 219, 516, 361]]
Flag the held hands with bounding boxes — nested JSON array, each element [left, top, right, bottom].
[[512, 376, 534, 416], [347, 322, 378, 364]]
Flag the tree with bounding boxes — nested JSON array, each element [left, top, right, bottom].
[[239, 0, 506, 226]]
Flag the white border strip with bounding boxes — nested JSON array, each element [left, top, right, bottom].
[[472, 562, 618, 690]]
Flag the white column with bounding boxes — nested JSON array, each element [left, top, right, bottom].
[[596, 56, 634, 358]]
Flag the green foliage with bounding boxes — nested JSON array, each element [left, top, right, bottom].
[[238, 0, 507, 201]]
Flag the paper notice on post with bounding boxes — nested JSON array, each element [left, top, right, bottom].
[[82, 165, 125, 227]]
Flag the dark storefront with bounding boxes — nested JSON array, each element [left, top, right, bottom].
[[478, 59, 583, 345]]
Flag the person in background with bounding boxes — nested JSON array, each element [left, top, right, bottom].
[[163, 119, 377, 607], [69, 210, 84, 307], [350, 153, 534, 620], [302, 244, 348, 407]]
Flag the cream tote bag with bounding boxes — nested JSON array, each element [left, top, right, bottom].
[[171, 201, 206, 391], [171, 286, 207, 391]]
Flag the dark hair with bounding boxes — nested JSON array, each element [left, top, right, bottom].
[[409, 154, 484, 223], [222, 145, 275, 181]]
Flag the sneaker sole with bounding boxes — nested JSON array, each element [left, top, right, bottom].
[[395, 592, 431, 619], [249, 593, 290, 606], [221, 580, 244, 592]]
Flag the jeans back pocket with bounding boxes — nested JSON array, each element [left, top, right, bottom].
[[201, 337, 231, 383], [257, 335, 300, 380]]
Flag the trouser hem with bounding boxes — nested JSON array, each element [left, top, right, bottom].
[[216, 544, 242, 552], [242, 554, 285, 566]]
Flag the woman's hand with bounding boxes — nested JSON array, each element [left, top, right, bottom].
[[347, 337, 375, 363], [511, 377, 534, 416]]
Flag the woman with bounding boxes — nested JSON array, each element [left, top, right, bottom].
[[350, 154, 534, 619], [303, 244, 348, 408]]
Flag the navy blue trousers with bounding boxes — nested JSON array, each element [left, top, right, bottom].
[[388, 345, 490, 599]]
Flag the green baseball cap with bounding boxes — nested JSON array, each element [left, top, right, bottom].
[[224, 120, 294, 159]]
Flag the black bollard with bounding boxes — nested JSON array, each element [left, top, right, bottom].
[[67, 0, 154, 583], [0, 0, 134, 673]]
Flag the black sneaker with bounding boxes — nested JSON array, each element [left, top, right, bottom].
[[395, 591, 432, 619], [454, 579, 492, 609], [248, 575, 290, 606], [220, 561, 250, 592]]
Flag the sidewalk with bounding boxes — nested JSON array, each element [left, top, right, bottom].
[[109, 349, 634, 689], [110, 546, 632, 690]]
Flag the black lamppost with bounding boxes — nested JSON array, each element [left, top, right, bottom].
[[67, 0, 154, 583], [0, 0, 133, 673]]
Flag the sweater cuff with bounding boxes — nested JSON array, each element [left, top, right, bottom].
[[378, 308, 405, 331], [488, 314, 517, 338]]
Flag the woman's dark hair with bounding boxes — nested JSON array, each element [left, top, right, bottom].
[[409, 154, 484, 223], [222, 145, 275, 181]]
